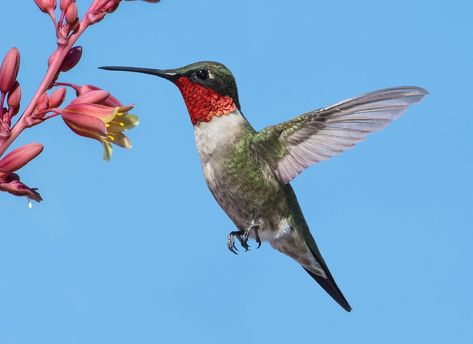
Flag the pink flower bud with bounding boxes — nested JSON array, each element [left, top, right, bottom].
[[0, 48, 20, 93], [72, 90, 110, 105], [33, 0, 57, 13], [65, 2, 78, 25], [37, 92, 49, 108], [0, 143, 44, 174], [49, 87, 67, 108], [103, 0, 120, 13], [7, 82, 22, 113], [60, 46, 82, 72], [72, 84, 122, 107], [87, 12, 107, 25], [60, 0, 73, 12]]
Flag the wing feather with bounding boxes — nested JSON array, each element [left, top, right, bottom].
[[253, 86, 428, 184]]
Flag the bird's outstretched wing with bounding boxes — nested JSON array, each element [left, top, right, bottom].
[[252, 87, 428, 184]]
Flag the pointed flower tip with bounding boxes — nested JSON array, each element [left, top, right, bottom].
[[0, 47, 20, 93], [0, 173, 43, 202]]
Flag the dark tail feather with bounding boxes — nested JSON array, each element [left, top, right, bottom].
[[303, 267, 352, 312]]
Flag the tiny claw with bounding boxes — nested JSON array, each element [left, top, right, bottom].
[[255, 233, 262, 249], [239, 236, 250, 251], [227, 231, 240, 255]]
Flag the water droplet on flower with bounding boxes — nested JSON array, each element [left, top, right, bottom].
[[28, 199, 33, 209]]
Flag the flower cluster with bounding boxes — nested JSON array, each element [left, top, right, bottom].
[[0, 0, 159, 204]]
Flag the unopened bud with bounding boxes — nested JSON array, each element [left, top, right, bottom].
[[7, 82, 21, 115], [0, 143, 44, 174], [87, 11, 107, 25], [60, 0, 73, 12], [49, 87, 67, 108], [103, 0, 120, 13], [65, 2, 78, 25], [60, 46, 82, 72], [33, 0, 57, 13], [0, 48, 20, 93], [37, 92, 49, 108]]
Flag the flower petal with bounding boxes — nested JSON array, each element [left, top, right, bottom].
[[64, 103, 117, 123], [108, 114, 140, 132], [62, 111, 107, 136], [108, 132, 132, 149], [101, 140, 113, 161]]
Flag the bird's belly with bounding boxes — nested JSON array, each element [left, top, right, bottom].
[[202, 161, 252, 229], [202, 159, 286, 234]]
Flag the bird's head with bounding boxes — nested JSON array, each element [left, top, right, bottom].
[[100, 61, 240, 125]]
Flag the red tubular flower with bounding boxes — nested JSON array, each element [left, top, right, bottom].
[[0, 143, 44, 202], [59, 88, 138, 160]]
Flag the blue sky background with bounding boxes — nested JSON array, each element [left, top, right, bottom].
[[1, 1, 472, 343]]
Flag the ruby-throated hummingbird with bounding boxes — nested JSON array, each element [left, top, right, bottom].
[[100, 62, 427, 312]]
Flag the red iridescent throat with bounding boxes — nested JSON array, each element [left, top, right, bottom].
[[175, 77, 237, 125]]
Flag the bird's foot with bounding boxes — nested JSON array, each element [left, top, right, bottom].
[[254, 225, 262, 249], [227, 230, 241, 255], [226, 218, 263, 254]]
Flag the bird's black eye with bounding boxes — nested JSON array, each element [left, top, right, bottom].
[[195, 69, 209, 80]]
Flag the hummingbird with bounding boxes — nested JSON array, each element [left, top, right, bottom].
[[100, 62, 427, 312]]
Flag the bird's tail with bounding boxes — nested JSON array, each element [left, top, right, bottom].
[[302, 233, 352, 312], [271, 223, 352, 312], [303, 261, 352, 312]]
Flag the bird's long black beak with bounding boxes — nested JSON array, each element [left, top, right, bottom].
[[99, 66, 179, 82]]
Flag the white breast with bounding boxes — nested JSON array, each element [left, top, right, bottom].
[[193, 110, 247, 161]]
